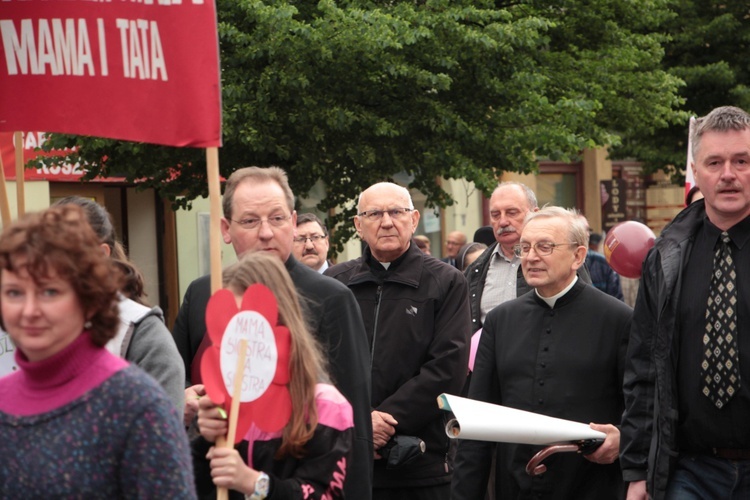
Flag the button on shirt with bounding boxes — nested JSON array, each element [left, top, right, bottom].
[[480, 246, 521, 323]]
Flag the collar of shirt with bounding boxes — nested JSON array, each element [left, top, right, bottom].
[[702, 213, 750, 249], [536, 275, 579, 309], [492, 243, 518, 263]]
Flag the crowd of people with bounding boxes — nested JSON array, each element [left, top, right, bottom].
[[0, 104, 749, 498]]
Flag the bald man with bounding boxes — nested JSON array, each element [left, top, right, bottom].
[[326, 182, 471, 500]]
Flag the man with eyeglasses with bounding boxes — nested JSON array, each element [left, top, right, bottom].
[[173, 166, 373, 499], [452, 206, 632, 500], [325, 182, 471, 500], [292, 213, 331, 273]]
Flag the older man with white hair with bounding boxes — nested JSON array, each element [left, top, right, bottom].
[[326, 182, 471, 500], [453, 206, 632, 500]]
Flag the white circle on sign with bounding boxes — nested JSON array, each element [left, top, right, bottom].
[[220, 310, 278, 403]]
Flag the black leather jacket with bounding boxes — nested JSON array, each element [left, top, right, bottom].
[[620, 201, 706, 499]]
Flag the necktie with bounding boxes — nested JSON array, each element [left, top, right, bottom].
[[702, 231, 741, 409]]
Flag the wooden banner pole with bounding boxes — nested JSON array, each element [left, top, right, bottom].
[[13, 132, 25, 217], [0, 148, 11, 226], [206, 147, 222, 294]]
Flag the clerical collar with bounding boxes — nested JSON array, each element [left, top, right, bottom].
[[536, 275, 579, 308], [365, 244, 410, 278]]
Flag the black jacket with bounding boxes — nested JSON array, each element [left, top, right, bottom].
[[173, 257, 373, 500], [465, 242, 593, 332], [620, 200, 705, 499], [193, 384, 354, 500], [452, 280, 631, 499], [326, 243, 471, 488]]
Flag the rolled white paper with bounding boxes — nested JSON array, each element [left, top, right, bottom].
[[437, 393, 606, 445]]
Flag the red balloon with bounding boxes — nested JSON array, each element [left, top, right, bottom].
[[603, 221, 656, 279]]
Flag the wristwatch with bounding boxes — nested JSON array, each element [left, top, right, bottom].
[[246, 472, 270, 500]]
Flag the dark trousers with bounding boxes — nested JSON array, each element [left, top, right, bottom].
[[373, 483, 450, 500], [666, 454, 750, 500]]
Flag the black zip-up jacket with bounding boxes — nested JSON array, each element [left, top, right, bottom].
[[326, 242, 471, 488], [620, 200, 705, 499]]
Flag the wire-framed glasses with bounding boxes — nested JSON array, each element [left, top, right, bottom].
[[513, 241, 578, 258]]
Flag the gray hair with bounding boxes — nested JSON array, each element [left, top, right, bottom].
[[691, 106, 750, 160], [357, 182, 414, 213], [523, 206, 589, 247], [492, 182, 539, 210]]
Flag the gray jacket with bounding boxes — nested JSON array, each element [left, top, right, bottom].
[[108, 297, 185, 411]]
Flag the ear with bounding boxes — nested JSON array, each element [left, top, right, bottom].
[[410, 209, 421, 233], [100, 243, 111, 257], [571, 245, 587, 270], [220, 218, 232, 244], [354, 216, 363, 237]]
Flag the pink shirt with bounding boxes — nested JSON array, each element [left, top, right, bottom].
[[0, 333, 128, 416]]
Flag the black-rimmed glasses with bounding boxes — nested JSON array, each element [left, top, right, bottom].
[[357, 208, 413, 221], [293, 235, 327, 244]]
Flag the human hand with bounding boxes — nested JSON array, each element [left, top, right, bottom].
[[372, 410, 398, 452], [184, 384, 206, 427], [584, 423, 620, 464], [197, 394, 228, 443], [626, 480, 648, 500], [207, 446, 258, 494]]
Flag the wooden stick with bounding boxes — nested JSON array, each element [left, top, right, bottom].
[[0, 146, 11, 226], [206, 147, 222, 294], [216, 338, 248, 500], [13, 132, 24, 217], [226, 339, 248, 445]]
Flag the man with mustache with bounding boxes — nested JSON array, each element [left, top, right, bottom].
[[465, 182, 537, 333], [466, 182, 591, 334], [621, 106, 750, 499], [292, 212, 331, 273]]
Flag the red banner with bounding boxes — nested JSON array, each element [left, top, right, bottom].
[[0, 0, 221, 148], [1, 131, 124, 182]]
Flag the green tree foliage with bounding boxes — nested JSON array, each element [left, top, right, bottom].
[[613, 1, 750, 179], [41, 0, 684, 250]]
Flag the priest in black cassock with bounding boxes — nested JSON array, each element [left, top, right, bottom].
[[451, 206, 633, 500]]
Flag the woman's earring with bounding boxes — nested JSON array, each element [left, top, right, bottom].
[[84, 320, 93, 329]]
